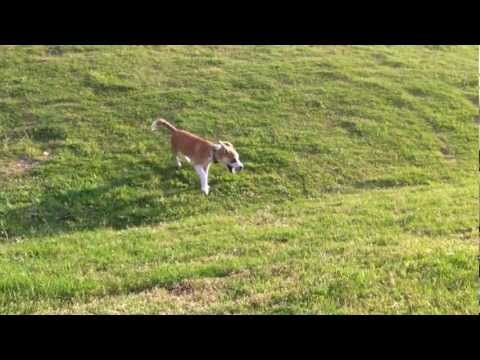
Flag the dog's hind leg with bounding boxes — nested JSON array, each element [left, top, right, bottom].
[[175, 154, 182, 168], [171, 137, 183, 169]]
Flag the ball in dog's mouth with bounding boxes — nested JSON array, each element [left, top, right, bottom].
[[227, 165, 244, 174]]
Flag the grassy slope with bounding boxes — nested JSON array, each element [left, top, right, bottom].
[[0, 45, 477, 314]]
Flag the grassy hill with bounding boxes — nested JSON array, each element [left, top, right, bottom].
[[0, 45, 477, 314]]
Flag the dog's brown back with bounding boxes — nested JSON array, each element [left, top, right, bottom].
[[152, 118, 213, 167], [171, 130, 213, 166]]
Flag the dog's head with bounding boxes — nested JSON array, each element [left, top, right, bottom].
[[213, 141, 244, 174]]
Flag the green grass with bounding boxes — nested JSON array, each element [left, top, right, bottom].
[[0, 45, 478, 314]]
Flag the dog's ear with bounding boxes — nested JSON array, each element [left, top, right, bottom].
[[219, 141, 232, 148]]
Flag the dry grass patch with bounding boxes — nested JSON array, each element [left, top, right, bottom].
[[1, 156, 38, 178], [0, 151, 50, 180]]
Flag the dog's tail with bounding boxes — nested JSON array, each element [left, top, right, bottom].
[[151, 118, 177, 132]]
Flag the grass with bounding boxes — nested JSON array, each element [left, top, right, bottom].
[[0, 45, 478, 314]]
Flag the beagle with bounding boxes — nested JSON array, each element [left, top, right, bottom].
[[151, 118, 243, 195]]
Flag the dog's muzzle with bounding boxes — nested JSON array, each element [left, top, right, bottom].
[[228, 162, 244, 173]]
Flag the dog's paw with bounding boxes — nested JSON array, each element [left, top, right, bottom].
[[202, 187, 210, 196]]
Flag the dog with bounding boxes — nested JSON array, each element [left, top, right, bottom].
[[151, 118, 244, 195]]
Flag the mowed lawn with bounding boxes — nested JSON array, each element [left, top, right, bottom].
[[0, 45, 477, 314]]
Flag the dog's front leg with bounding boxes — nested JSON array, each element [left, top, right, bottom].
[[175, 155, 182, 168], [194, 165, 210, 195]]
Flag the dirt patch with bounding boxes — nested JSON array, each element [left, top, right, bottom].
[[439, 147, 456, 163], [166, 278, 224, 303], [0, 153, 50, 179], [1, 156, 38, 178], [42, 277, 228, 314], [437, 136, 457, 164], [167, 281, 196, 296]]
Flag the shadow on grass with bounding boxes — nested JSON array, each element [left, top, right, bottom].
[[352, 177, 430, 190], [2, 161, 205, 240]]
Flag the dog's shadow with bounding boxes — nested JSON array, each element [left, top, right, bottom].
[[2, 159, 213, 241], [150, 160, 222, 187], [148, 160, 209, 187]]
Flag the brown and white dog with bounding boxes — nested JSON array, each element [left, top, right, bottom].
[[151, 118, 244, 195]]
